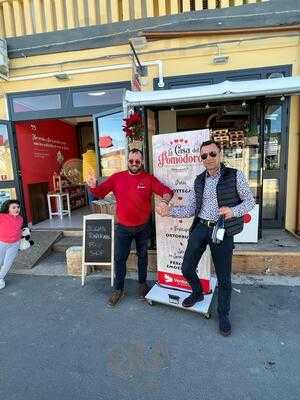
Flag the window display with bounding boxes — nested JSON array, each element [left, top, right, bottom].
[[0, 188, 16, 208]]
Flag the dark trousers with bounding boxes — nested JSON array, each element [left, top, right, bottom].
[[181, 220, 234, 317], [114, 222, 151, 290]]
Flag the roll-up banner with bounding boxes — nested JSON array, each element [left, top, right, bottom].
[[153, 130, 212, 294]]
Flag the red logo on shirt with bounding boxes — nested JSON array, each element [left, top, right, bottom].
[[137, 183, 146, 189]]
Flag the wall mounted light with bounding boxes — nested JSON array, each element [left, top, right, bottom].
[[280, 95, 285, 101], [213, 44, 229, 65], [205, 103, 210, 109], [129, 36, 147, 51], [54, 72, 70, 80], [242, 100, 247, 108], [213, 55, 229, 65]]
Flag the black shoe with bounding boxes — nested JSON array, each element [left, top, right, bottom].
[[219, 315, 231, 336], [107, 290, 125, 307], [182, 292, 204, 308], [138, 282, 150, 299]]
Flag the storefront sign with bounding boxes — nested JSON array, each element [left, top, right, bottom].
[[153, 130, 211, 293]]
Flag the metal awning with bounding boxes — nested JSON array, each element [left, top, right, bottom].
[[124, 76, 300, 107]]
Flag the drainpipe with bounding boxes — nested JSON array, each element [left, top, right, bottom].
[[6, 60, 165, 87]]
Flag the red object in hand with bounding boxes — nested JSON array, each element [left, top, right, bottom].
[[99, 136, 113, 148], [243, 213, 252, 223]]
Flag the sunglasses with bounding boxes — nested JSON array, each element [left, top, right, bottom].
[[201, 151, 218, 160], [128, 159, 141, 166]]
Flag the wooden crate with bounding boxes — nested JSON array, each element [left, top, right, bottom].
[[91, 200, 116, 216]]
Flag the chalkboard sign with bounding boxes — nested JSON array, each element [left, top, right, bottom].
[[82, 214, 115, 287], [84, 219, 112, 263]]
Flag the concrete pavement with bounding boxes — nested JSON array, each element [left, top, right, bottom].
[[0, 274, 299, 400]]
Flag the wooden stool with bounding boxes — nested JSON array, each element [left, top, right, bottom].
[[47, 192, 71, 219]]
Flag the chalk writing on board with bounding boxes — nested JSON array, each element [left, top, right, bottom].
[[84, 218, 113, 264], [87, 232, 110, 240], [88, 242, 104, 248], [90, 249, 104, 256], [86, 225, 108, 232]]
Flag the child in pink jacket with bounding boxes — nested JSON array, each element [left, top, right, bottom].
[[0, 200, 23, 289]]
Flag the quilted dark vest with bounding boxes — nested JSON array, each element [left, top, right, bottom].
[[191, 165, 244, 236]]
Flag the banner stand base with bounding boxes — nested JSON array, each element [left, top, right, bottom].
[[145, 277, 217, 318]]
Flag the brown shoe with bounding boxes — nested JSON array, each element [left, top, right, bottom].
[[138, 282, 150, 299], [107, 290, 124, 307]]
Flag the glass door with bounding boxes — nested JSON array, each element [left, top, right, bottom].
[[0, 121, 23, 213], [262, 100, 288, 228], [93, 108, 126, 179]]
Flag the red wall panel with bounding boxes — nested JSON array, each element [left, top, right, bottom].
[[16, 120, 79, 223]]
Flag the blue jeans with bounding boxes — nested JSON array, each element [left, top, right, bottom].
[[114, 222, 151, 290], [181, 220, 234, 317]]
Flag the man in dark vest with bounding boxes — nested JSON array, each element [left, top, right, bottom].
[[157, 140, 255, 336]]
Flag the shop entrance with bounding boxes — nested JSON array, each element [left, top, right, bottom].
[[13, 108, 127, 229], [144, 97, 288, 231], [15, 116, 94, 228], [6, 81, 130, 227]]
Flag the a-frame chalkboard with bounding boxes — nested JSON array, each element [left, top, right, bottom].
[[81, 214, 114, 287]]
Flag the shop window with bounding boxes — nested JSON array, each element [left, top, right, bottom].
[[97, 111, 126, 177], [72, 89, 123, 108], [12, 94, 61, 113], [0, 124, 14, 181], [208, 102, 262, 202], [262, 179, 279, 220], [264, 104, 282, 170], [0, 188, 16, 208]]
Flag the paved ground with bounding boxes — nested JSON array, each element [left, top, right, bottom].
[[0, 275, 299, 400]]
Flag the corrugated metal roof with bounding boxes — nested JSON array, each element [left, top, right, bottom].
[[7, 0, 300, 58]]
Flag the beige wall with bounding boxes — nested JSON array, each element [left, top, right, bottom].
[[286, 95, 300, 232], [0, 31, 299, 231]]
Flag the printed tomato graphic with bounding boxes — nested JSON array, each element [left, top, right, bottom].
[[243, 214, 252, 224]]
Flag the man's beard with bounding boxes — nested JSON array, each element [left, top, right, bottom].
[[128, 165, 143, 174]]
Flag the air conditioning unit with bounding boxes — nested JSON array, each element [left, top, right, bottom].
[[0, 38, 9, 78]]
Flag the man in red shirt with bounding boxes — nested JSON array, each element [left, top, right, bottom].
[[87, 149, 173, 306]]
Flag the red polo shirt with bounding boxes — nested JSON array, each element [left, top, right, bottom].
[[90, 171, 173, 227]]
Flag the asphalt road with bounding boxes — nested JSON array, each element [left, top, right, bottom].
[[0, 275, 299, 400]]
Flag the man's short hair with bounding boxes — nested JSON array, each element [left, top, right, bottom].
[[200, 140, 221, 152], [128, 148, 143, 157]]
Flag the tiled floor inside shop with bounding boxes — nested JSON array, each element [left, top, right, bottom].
[[32, 206, 91, 230]]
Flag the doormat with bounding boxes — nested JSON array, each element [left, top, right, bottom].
[[12, 230, 63, 270]]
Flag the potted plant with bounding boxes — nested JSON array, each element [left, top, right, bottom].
[[123, 111, 144, 150]]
